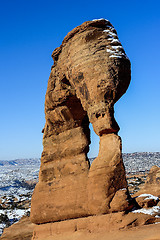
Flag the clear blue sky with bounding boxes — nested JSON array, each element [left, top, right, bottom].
[[0, 0, 160, 160]]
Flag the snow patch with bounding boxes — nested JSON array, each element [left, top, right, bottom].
[[106, 25, 114, 29], [108, 35, 114, 39], [112, 46, 123, 50], [92, 18, 108, 22], [103, 29, 110, 33], [109, 55, 122, 58], [138, 194, 159, 201], [106, 49, 115, 54], [0, 224, 5, 235], [0, 208, 30, 222], [120, 188, 127, 191], [110, 39, 121, 44], [132, 206, 160, 215], [103, 30, 117, 37]]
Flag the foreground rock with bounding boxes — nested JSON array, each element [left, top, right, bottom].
[[32, 224, 160, 240], [1, 212, 160, 240], [1, 167, 160, 239], [32, 212, 160, 240], [0, 216, 35, 240], [136, 194, 159, 208], [133, 165, 160, 197]]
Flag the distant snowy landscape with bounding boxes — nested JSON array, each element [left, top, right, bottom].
[[0, 158, 40, 197], [0, 158, 40, 235], [0, 153, 160, 235]]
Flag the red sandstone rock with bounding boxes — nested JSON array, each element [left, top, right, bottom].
[[134, 166, 160, 198], [136, 194, 159, 208], [87, 134, 129, 214], [109, 188, 134, 212], [31, 213, 160, 240], [31, 18, 131, 224], [0, 216, 35, 240]]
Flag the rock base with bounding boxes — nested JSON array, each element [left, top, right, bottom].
[[32, 212, 159, 240], [0, 216, 35, 240]]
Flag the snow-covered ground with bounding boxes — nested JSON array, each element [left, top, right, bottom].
[[132, 205, 160, 216], [90, 152, 160, 174], [0, 158, 40, 235], [123, 152, 160, 174], [0, 158, 40, 197]]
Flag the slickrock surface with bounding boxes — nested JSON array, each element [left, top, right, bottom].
[[32, 224, 160, 240], [31, 18, 131, 224], [1, 212, 160, 240], [0, 216, 35, 240], [32, 213, 160, 240]]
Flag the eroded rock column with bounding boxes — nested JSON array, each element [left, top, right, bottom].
[[88, 134, 129, 214], [31, 75, 90, 223]]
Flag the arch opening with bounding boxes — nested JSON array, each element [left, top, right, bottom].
[[87, 123, 100, 165]]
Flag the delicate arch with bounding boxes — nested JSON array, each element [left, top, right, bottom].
[[31, 19, 131, 224]]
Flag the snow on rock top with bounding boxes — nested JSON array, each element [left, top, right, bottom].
[[138, 194, 159, 201], [103, 30, 117, 37], [112, 46, 123, 50], [92, 18, 109, 22], [132, 206, 160, 216], [103, 26, 128, 59], [110, 55, 122, 58]]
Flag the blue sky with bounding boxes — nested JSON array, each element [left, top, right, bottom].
[[0, 0, 160, 160]]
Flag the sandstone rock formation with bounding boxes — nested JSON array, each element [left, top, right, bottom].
[[136, 194, 159, 208], [2, 215, 160, 240], [31, 18, 131, 225], [32, 213, 160, 240], [134, 165, 160, 198], [0, 216, 35, 240]]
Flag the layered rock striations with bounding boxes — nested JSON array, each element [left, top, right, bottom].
[[31, 19, 131, 225]]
